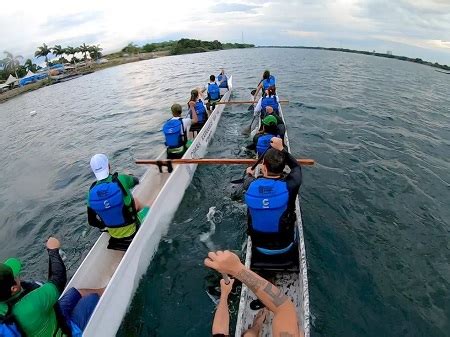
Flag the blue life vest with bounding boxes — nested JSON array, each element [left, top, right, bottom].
[[261, 95, 279, 113], [217, 74, 228, 88], [162, 118, 185, 148], [88, 174, 136, 228], [256, 134, 277, 156], [0, 322, 21, 337], [262, 75, 276, 90], [194, 100, 207, 123], [208, 83, 220, 100], [245, 178, 289, 234]]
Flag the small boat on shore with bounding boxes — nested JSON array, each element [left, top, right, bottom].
[[235, 92, 310, 337], [64, 77, 232, 336]]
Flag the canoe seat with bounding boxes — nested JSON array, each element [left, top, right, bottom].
[[250, 241, 299, 272]]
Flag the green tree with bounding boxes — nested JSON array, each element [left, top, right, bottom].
[[79, 43, 90, 62], [52, 45, 64, 59], [2, 51, 23, 78], [88, 45, 103, 61], [122, 42, 141, 55], [35, 43, 51, 67], [24, 59, 38, 72]]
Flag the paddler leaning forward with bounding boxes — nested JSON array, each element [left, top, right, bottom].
[[243, 137, 301, 259], [87, 154, 149, 251]]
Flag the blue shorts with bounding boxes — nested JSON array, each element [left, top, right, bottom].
[[58, 287, 100, 331]]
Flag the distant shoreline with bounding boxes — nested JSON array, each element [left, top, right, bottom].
[[258, 46, 450, 72]]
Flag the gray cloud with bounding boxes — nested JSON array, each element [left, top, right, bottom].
[[209, 3, 261, 13], [42, 11, 103, 32]]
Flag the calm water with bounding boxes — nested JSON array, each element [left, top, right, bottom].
[[0, 48, 449, 337]]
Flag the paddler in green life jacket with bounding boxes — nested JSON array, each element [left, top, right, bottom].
[[87, 154, 149, 251], [162, 103, 193, 159], [0, 237, 103, 337]]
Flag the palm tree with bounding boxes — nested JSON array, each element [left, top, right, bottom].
[[88, 45, 103, 62], [2, 51, 23, 78], [24, 59, 38, 72], [52, 45, 64, 59], [79, 43, 90, 62], [35, 43, 51, 67]]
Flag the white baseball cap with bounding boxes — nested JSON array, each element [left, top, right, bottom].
[[90, 154, 110, 180]]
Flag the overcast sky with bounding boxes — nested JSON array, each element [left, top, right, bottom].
[[1, 0, 449, 64]]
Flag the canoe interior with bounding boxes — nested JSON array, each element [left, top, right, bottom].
[[235, 94, 310, 337]]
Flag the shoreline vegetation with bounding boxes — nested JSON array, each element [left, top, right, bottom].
[[0, 39, 254, 103], [260, 46, 450, 72]]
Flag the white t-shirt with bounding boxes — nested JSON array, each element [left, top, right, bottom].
[[170, 116, 191, 134]]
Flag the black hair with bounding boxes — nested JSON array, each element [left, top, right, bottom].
[[263, 148, 285, 175], [210, 75, 216, 82], [263, 123, 278, 135], [263, 70, 270, 80], [267, 86, 276, 96]]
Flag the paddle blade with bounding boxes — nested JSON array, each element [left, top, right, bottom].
[[251, 89, 256, 96], [242, 126, 252, 135], [247, 105, 254, 111]]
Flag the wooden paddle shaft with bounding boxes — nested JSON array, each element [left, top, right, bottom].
[[135, 158, 315, 166], [216, 100, 289, 105]]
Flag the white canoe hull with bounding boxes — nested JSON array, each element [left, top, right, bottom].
[[65, 78, 232, 337], [235, 94, 310, 337]]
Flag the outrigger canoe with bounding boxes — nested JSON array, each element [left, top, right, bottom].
[[235, 93, 310, 337], [64, 77, 232, 337]]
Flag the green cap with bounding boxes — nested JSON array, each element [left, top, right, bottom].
[[0, 258, 21, 301], [262, 115, 277, 126]]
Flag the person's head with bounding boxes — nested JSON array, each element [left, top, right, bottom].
[[263, 70, 270, 80], [0, 258, 22, 301], [262, 148, 285, 177], [90, 153, 110, 180], [262, 115, 278, 134], [190, 89, 199, 101], [220, 68, 225, 75], [267, 86, 276, 96], [171, 103, 182, 117], [210, 75, 216, 82], [265, 106, 274, 115]]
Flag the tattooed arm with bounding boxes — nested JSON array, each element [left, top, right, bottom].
[[204, 250, 303, 337]]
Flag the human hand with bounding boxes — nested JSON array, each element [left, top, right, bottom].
[[270, 137, 283, 151], [46, 237, 61, 250], [220, 278, 235, 297], [246, 167, 255, 176], [204, 250, 243, 277]]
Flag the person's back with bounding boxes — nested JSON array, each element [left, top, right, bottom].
[[217, 69, 228, 88], [163, 103, 191, 159], [87, 154, 143, 247], [207, 75, 220, 101], [254, 116, 280, 156], [244, 139, 302, 255], [261, 94, 279, 115], [188, 89, 207, 128]]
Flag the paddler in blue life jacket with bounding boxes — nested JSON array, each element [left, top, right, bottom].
[[244, 137, 302, 257], [87, 154, 148, 250], [253, 70, 276, 101], [254, 86, 281, 118], [162, 103, 191, 159], [0, 237, 103, 337], [188, 89, 208, 133], [246, 115, 282, 156], [206, 75, 221, 113], [217, 68, 228, 89]]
